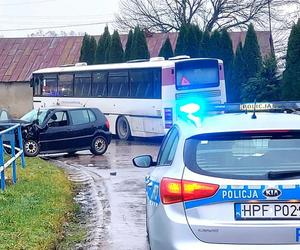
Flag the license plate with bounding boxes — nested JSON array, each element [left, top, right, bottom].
[[235, 203, 300, 220]]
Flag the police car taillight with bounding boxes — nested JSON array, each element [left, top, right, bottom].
[[160, 178, 219, 205]]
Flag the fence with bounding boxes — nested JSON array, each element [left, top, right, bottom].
[[0, 123, 26, 191]]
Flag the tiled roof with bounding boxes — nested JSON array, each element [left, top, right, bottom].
[[0, 31, 271, 82]]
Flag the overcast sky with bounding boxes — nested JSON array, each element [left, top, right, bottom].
[[0, 0, 299, 38], [0, 0, 119, 37]]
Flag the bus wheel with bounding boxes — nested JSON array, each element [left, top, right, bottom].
[[116, 116, 131, 140]]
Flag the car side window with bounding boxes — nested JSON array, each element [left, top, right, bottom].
[[70, 109, 90, 125], [88, 110, 96, 122], [48, 111, 69, 127], [157, 127, 179, 166]]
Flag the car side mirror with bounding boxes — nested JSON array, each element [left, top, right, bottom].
[[132, 155, 156, 168]]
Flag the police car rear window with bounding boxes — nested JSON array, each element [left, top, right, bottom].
[[184, 131, 300, 180]]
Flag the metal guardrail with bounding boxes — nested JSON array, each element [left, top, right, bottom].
[[0, 123, 25, 191]]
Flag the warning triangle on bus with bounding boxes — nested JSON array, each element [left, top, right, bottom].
[[181, 77, 190, 86]]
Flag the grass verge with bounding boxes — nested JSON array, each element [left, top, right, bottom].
[[0, 157, 78, 250]]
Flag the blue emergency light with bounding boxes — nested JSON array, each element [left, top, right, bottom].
[[176, 101, 300, 126]]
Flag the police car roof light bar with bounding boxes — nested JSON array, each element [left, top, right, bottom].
[[207, 101, 300, 114]]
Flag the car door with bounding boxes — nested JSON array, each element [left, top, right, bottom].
[[68, 109, 95, 149], [146, 127, 180, 219], [39, 111, 72, 152]]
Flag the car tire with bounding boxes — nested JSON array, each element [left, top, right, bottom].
[[116, 116, 131, 140], [24, 140, 39, 157], [90, 135, 108, 155]]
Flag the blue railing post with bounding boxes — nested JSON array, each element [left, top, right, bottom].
[[10, 131, 17, 184], [0, 135, 5, 191], [17, 126, 25, 168]]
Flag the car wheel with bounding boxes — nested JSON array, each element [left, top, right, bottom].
[[90, 136, 108, 155], [24, 140, 39, 157], [116, 116, 131, 140]]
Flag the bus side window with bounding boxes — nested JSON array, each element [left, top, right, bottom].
[[129, 68, 161, 99], [74, 72, 91, 97], [58, 74, 73, 97], [130, 69, 151, 98], [153, 69, 162, 99], [108, 71, 129, 97], [42, 74, 58, 97], [92, 72, 108, 97], [33, 75, 42, 96]]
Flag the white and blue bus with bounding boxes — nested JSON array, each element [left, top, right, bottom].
[[31, 56, 226, 140]]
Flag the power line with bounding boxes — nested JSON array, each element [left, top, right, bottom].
[[0, 0, 56, 6], [0, 21, 116, 32]]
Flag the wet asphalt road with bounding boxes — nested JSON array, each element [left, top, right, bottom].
[[48, 138, 162, 250]]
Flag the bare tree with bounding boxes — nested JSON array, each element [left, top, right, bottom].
[[115, 0, 299, 32]]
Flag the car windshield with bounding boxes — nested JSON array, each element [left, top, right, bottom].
[[21, 109, 48, 124], [184, 131, 300, 180]]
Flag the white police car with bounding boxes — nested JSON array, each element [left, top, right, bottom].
[[133, 102, 300, 250]]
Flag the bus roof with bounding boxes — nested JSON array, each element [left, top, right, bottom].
[[32, 57, 223, 75]]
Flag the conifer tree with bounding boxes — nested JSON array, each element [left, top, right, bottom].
[[89, 36, 97, 65], [159, 37, 174, 59], [220, 29, 234, 98], [130, 26, 150, 60], [175, 25, 188, 56], [282, 20, 300, 100], [124, 29, 133, 61], [230, 42, 245, 102], [242, 24, 262, 80], [95, 26, 111, 64], [108, 30, 124, 63], [200, 31, 210, 57], [79, 34, 97, 65], [241, 54, 280, 102], [208, 30, 222, 58], [175, 24, 202, 57], [79, 33, 91, 64], [188, 24, 202, 57]]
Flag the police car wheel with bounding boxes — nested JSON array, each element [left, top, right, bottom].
[[24, 140, 39, 157], [90, 136, 108, 155]]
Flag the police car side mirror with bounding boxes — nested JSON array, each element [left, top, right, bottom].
[[133, 155, 156, 168]]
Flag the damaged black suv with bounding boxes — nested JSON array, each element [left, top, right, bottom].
[[17, 107, 111, 157]]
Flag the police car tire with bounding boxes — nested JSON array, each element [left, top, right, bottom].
[[90, 135, 108, 155], [24, 140, 39, 157], [116, 116, 131, 140]]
